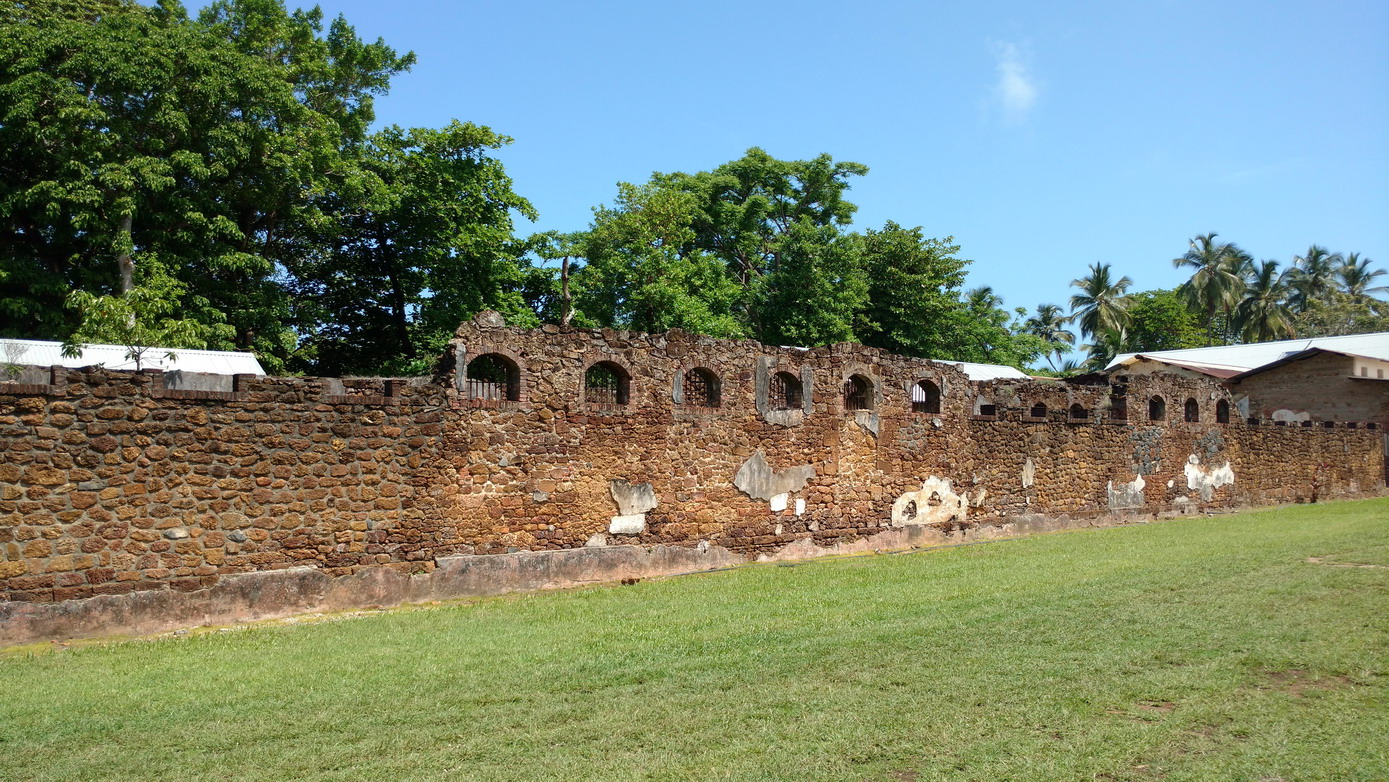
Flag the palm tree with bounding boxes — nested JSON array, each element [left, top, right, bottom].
[[1171, 232, 1249, 342], [1082, 328, 1128, 371], [1234, 260, 1294, 343], [1068, 262, 1132, 341], [1338, 253, 1388, 299], [1286, 245, 1343, 312], [1024, 303, 1075, 370]]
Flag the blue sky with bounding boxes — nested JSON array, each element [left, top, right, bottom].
[[251, 1, 1389, 324]]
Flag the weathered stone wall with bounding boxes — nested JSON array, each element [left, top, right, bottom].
[[1, 317, 1383, 643]]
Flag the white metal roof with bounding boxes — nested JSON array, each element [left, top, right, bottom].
[[1106, 332, 1389, 373], [0, 339, 266, 375], [948, 361, 1032, 381]]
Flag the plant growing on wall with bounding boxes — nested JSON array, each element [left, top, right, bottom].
[[62, 283, 214, 371]]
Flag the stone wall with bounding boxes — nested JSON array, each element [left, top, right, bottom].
[[1, 316, 1383, 644]]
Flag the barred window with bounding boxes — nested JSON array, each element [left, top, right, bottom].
[[769, 371, 802, 411], [585, 361, 629, 407], [465, 354, 519, 402], [911, 380, 941, 414], [1069, 403, 1088, 420], [1030, 403, 1048, 419], [1215, 399, 1230, 424], [1184, 398, 1200, 423], [683, 368, 720, 409], [843, 375, 872, 411]]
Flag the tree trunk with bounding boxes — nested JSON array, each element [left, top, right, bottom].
[[117, 212, 134, 294], [560, 255, 574, 326]]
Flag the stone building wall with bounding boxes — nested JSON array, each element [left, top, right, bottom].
[[1231, 351, 1389, 426], [1, 315, 1383, 643]]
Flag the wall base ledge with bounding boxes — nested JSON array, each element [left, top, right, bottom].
[[4, 494, 1384, 648]]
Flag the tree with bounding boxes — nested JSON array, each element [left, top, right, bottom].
[[62, 281, 218, 370], [568, 182, 742, 338], [1068, 262, 1132, 340], [1286, 245, 1344, 313], [757, 221, 867, 347], [1292, 291, 1389, 337], [1171, 232, 1249, 342], [1125, 290, 1204, 352], [854, 223, 971, 358], [0, 0, 415, 371], [1337, 253, 1388, 299], [289, 122, 537, 375], [661, 148, 869, 340], [1234, 260, 1295, 343], [941, 288, 1047, 368], [1023, 303, 1075, 370]]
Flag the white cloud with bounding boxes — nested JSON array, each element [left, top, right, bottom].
[[989, 41, 1037, 122]]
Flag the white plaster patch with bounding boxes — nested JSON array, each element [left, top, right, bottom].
[[1107, 473, 1146, 510], [774, 523, 784, 535], [769, 493, 788, 512], [1184, 454, 1235, 502], [1272, 408, 1310, 423], [795, 498, 806, 516], [585, 533, 608, 547], [609, 514, 647, 535], [1167, 480, 1174, 488], [890, 476, 968, 527], [1021, 457, 1035, 489]]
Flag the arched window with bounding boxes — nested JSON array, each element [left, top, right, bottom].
[[465, 353, 519, 402], [843, 374, 872, 411], [1215, 399, 1230, 424], [1184, 398, 1200, 423], [769, 371, 802, 411], [1029, 403, 1048, 419], [682, 367, 720, 409], [585, 361, 630, 407], [1149, 396, 1166, 421], [912, 380, 941, 414], [1070, 403, 1088, 421]]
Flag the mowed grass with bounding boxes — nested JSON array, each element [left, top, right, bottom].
[[3, 500, 1388, 781]]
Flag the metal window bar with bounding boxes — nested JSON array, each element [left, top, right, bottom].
[[1070, 404, 1088, 420], [466, 355, 515, 402], [770, 372, 801, 411], [1184, 399, 1200, 423], [585, 363, 626, 407], [1216, 400, 1230, 424], [1030, 403, 1047, 418], [844, 376, 871, 411], [683, 369, 719, 408]]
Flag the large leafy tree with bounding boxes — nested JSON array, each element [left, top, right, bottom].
[[289, 122, 537, 375], [569, 182, 742, 338], [1125, 289, 1204, 352], [660, 147, 869, 339], [0, 0, 414, 370], [854, 223, 971, 358]]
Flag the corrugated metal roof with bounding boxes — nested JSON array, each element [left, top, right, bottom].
[[0, 339, 266, 375], [948, 361, 1032, 381], [1106, 332, 1389, 373]]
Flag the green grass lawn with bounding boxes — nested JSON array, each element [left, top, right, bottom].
[[3, 500, 1388, 781]]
